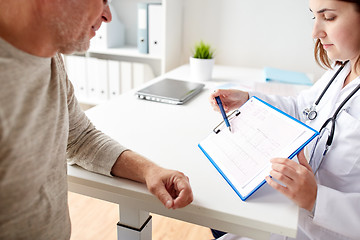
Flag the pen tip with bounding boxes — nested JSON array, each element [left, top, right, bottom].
[[229, 126, 232, 132]]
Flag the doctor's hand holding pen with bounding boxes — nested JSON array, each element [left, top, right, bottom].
[[209, 89, 249, 113]]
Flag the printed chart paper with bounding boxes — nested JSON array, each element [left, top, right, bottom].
[[199, 97, 318, 200]]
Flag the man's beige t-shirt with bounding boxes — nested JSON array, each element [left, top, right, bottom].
[[0, 37, 127, 239]]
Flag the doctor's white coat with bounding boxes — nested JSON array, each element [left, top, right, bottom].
[[221, 62, 360, 240]]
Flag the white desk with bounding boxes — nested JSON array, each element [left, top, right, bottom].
[[68, 65, 308, 239]]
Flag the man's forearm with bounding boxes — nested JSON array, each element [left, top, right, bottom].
[[110, 150, 157, 183]]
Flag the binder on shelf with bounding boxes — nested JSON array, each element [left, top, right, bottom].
[[198, 96, 318, 201], [65, 55, 87, 100], [148, 3, 163, 56], [108, 60, 121, 99], [86, 58, 98, 100], [86, 58, 109, 101], [97, 59, 109, 101], [264, 67, 313, 86], [133, 63, 146, 88], [137, 3, 149, 54], [137, 3, 162, 54], [120, 62, 133, 93]]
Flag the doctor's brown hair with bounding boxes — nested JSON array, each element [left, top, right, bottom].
[[314, 0, 360, 72]]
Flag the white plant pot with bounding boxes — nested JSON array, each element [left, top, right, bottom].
[[189, 57, 215, 82]]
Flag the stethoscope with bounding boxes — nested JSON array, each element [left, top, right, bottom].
[[303, 61, 360, 174]]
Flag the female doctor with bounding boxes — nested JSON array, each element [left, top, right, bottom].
[[209, 0, 360, 239]]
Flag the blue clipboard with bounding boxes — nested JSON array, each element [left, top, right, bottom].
[[198, 96, 319, 201]]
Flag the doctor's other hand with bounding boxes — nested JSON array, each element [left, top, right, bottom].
[[145, 166, 193, 209], [265, 151, 317, 212], [209, 89, 249, 113]]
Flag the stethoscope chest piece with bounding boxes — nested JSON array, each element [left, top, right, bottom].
[[303, 106, 318, 120], [303, 61, 349, 121]]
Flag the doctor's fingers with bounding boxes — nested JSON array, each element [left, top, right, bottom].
[[271, 160, 304, 179], [270, 158, 309, 175], [297, 151, 313, 172], [270, 159, 294, 177], [269, 169, 310, 195], [269, 168, 295, 188], [270, 163, 316, 194], [266, 174, 316, 211], [209, 98, 232, 112], [212, 89, 233, 97], [210, 89, 228, 102], [265, 175, 291, 197], [209, 95, 222, 112], [269, 159, 312, 187], [268, 164, 309, 193]]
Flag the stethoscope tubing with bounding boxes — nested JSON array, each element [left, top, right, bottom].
[[303, 61, 348, 121], [317, 76, 360, 146], [314, 61, 348, 106], [307, 61, 360, 174]]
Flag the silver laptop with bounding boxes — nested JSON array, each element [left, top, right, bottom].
[[135, 78, 205, 105]]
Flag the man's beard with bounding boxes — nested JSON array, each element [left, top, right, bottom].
[[58, 39, 90, 54], [51, 14, 91, 54]]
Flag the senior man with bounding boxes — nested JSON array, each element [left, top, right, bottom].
[[0, 0, 193, 239]]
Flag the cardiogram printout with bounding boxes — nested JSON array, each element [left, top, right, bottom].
[[198, 96, 318, 200]]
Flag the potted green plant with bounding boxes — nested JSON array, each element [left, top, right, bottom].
[[189, 41, 215, 81]]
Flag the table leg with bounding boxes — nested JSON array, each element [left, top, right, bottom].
[[117, 206, 152, 240]]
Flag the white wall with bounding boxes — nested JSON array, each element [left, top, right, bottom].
[[181, 0, 326, 80]]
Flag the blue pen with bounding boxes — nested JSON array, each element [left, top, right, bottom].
[[215, 96, 232, 132]]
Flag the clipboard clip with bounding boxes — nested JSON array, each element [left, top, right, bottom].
[[213, 110, 241, 134]]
